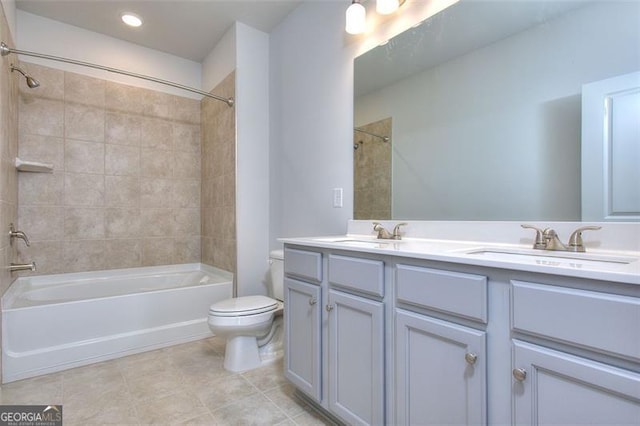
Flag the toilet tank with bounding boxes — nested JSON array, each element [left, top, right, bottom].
[[269, 249, 285, 301]]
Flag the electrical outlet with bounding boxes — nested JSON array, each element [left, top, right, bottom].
[[333, 188, 343, 208]]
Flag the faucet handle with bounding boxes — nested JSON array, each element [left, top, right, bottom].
[[521, 224, 546, 249], [567, 226, 601, 252]]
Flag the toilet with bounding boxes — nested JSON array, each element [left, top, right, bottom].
[[207, 250, 284, 372]]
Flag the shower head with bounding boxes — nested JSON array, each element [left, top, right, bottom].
[[10, 64, 40, 88]]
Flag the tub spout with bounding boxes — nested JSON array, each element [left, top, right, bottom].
[[9, 262, 36, 273]]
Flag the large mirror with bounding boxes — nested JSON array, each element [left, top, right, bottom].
[[354, 0, 640, 221]]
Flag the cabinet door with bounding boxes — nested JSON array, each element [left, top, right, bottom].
[[327, 289, 384, 426], [284, 277, 322, 401], [512, 340, 640, 425], [395, 309, 486, 425]]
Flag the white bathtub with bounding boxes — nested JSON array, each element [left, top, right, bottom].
[[1, 263, 233, 383]]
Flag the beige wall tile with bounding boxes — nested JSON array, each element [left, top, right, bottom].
[[19, 95, 64, 137], [174, 151, 201, 179], [141, 89, 173, 120], [141, 209, 174, 237], [173, 123, 201, 152], [105, 144, 140, 176], [65, 139, 105, 174], [173, 180, 200, 208], [17, 241, 64, 275], [105, 176, 139, 207], [141, 118, 172, 150], [19, 134, 64, 170], [18, 205, 64, 241], [174, 208, 200, 236], [104, 239, 142, 270], [19, 63, 64, 100], [142, 238, 175, 266], [64, 207, 105, 240], [105, 208, 141, 238], [19, 172, 64, 206], [173, 97, 201, 125], [63, 240, 106, 272], [64, 173, 104, 206], [65, 72, 105, 108], [105, 81, 144, 115], [105, 112, 141, 145], [140, 148, 173, 178], [140, 178, 173, 208], [175, 237, 200, 264], [65, 103, 105, 142]]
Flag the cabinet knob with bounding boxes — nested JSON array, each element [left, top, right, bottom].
[[465, 353, 477, 365], [512, 368, 527, 382], [326, 304, 334, 312], [308, 297, 317, 306]]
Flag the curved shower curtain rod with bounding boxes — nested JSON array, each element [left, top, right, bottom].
[[1, 42, 234, 107], [354, 127, 390, 143]]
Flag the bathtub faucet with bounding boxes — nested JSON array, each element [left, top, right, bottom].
[[9, 223, 30, 247], [9, 262, 36, 273]]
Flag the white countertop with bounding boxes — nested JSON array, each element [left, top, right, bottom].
[[280, 234, 640, 285]]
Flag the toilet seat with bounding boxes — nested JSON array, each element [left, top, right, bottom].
[[209, 295, 278, 317]]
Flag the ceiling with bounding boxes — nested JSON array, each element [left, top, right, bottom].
[[16, 0, 304, 62]]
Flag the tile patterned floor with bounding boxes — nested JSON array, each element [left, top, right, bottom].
[[0, 337, 333, 425]]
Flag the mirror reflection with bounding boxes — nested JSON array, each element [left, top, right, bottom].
[[354, 0, 640, 221]]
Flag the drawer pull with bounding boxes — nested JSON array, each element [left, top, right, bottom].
[[513, 368, 527, 382], [326, 304, 334, 312], [308, 297, 317, 306], [465, 353, 477, 365]]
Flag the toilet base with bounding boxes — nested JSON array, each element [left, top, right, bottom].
[[221, 318, 283, 373]]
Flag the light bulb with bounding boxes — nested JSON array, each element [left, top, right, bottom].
[[121, 13, 143, 27], [345, 1, 366, 35], [376, 0, 400, 15]]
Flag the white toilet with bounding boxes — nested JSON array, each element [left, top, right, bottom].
[[207, 250, 284, 372]]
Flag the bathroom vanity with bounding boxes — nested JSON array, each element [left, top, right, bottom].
[[280, 223, 640, 425]]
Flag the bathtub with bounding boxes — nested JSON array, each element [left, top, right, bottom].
[[1, 263, 233, 383]]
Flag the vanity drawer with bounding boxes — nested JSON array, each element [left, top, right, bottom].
[[329, 254, 384, 297], [284, 248, 322, 283], [511, 280, 640, 362], [396, 265, 487, 323]]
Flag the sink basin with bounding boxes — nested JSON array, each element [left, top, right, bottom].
[[464, 247, 637, 265]]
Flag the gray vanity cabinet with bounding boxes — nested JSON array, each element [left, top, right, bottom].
[[283, 248, 323, 401], [284, 277, 321, 399], [394, 264, 488, 425], [327, 254, 385, 425], [327, 288, 384, 425], [510, 280, 640, 423]]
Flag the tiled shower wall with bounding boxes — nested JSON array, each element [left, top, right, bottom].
[[201, 72, 236, 277], [16, 63, 202, 274], [0, 4, 19, 294], [354, 117, 392, 220]]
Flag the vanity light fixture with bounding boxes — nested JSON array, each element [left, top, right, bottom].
[[121, 13, 143, 28], [376, 0, 400, 15], [346, 0, 366, 35]]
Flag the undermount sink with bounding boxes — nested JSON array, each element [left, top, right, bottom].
[[464, 247, 637, 265]]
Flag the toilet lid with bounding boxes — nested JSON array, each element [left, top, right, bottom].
[[209, 295, 278, 317]]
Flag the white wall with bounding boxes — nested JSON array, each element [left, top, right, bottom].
[[354, 2, 639, 221], [201, 24, 236, 93], [235, 22, 271, 296], [16, 11, 202, 98]]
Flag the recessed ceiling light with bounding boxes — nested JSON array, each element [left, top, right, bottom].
[[121, 13, 142, 27]]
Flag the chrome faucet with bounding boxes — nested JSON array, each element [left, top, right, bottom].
[[9, 262, 36, 273], [373, 222, 407, 240], [9, 223, 30, 247], [521, 224, 601, 252]]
